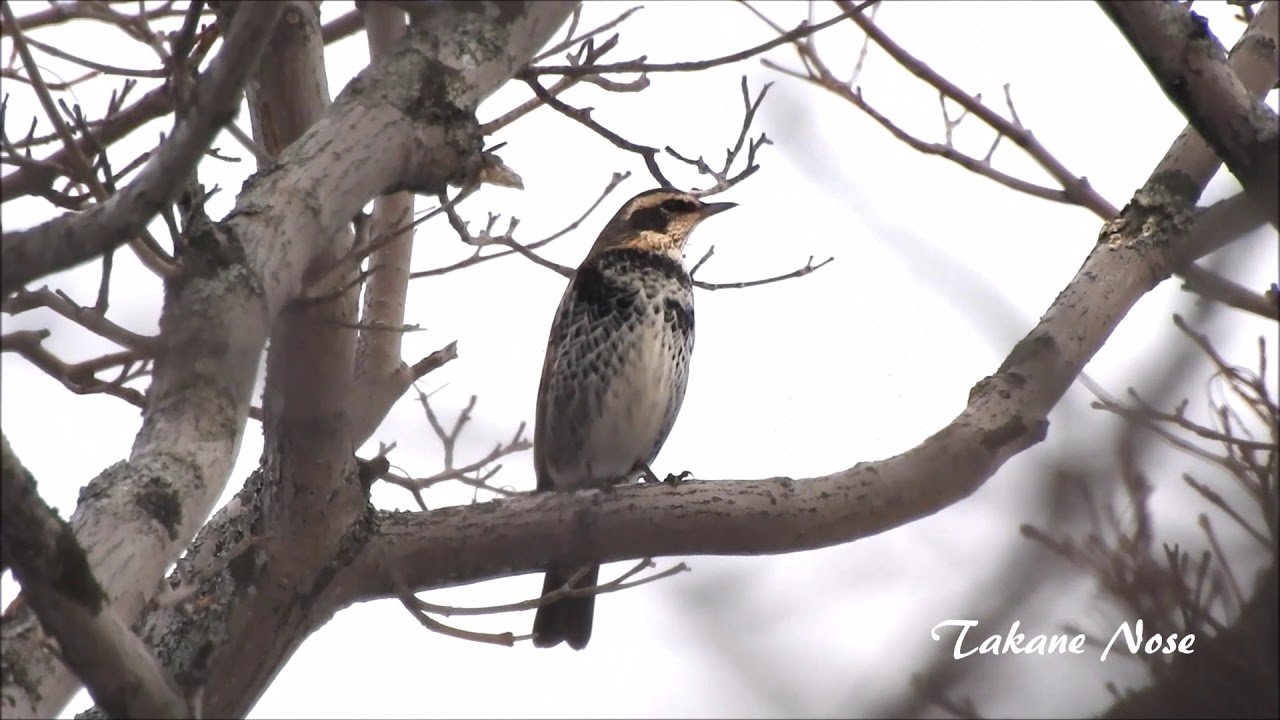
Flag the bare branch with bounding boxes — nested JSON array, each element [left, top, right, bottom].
[[388, 390, 527, 508], [764, 0, 1278, 319], [0, 3, 287, 296], [534, 5, 639, 63], [759, 2, 1114, 215], [0, 67, 100, 91], [1, 1, 189, 38], [391, 568, 516, 647], [321, 8, 363, 44], [526, 1, 876, 77], [386, 557, 687, 648], [413, 172, 629, 279], [1185, 474, 1271, 548], [19, 33, 168, 78], [1180, 263, 1280, 320], [407, 559, 689, 618], [481, 10, 648, 135], [693, 255, 834, 291], [2, 83, 174, 202], [3, 3, 108, 194], [0, 330, 150, 409], [829, 0, 1118, 216], [1, 3, 178, 279], [1174, 192, 1272, 267], [1101, 1, 1280, 227], [4, 286, 158, 351], [1092, 390, 1274, 454], [7, 3, 578, 716], [1, 433, 189, 718], [303, 156, 523, 303], [527, 76, 676, 187], [352, 3, 420, 449], [665, 76, 773, 196], [527, 73, 772, 195], [384, 396, 529, 505]]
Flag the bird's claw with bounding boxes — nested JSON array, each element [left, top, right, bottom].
[[663, 470, 692, 486]]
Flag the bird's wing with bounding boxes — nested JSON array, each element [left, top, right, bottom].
[[533, 261, 643, 490], [650, 294, 695, 461], [533, 280, 577, 493]]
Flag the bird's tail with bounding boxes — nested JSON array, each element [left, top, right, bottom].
[[532, 564, 599, 650]]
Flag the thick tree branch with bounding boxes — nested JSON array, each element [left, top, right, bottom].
[[49, 7, 1262, 715], [312, 0, 1280, 626], [1101, 1, 1280, 228], [0, 433, 188, 719], [1174, 191, 1271, 268], [18, 4, 578, 719], [5, 3, 576, 718], [328, 179, 1207, 619], [352, 3, 421, 447], [180, 5, 363, 717], [0, 3, 285, 297]]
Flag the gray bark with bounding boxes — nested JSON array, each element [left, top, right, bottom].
[[1, 3, 576, 717]]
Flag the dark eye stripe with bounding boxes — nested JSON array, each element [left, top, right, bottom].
[[660, 198, 697, 213], [629, 206, 667, 231]]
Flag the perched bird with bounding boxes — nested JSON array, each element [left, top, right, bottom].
[[531, 188, 736, 650]]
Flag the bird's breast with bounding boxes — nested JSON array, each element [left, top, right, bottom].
[[539, 253, 695, 488]]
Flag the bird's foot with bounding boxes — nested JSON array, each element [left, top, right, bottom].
[[663, 470, 693, 486]]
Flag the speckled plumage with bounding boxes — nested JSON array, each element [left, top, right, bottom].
[[531, 189, 735, 650], [537, 247, 694, 487]]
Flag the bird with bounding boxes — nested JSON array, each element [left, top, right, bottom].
[[531, 188, 736, 650]]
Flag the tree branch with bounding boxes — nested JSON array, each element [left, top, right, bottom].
[[1174, 191, 1272, 267], [1101, 1, 1280, 228], [1, 433, 188, 719], [352, 3, 420, 447], [6, 2, 578, 717], [0, 0, 189, 38], [21, 5, 579, 718], [328, 176, 1207, 619], [823, 0, 1117, 218], [776, 0, 1277, 319], [526, 0, 875, 77], [1180, 263, 1279, 320], [0, 2, 286, 297], [2, 83, 175, 202]]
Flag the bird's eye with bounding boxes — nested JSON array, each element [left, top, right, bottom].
[[661, 198, 696, 214]]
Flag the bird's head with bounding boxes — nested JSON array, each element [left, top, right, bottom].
[[591, 189, 737, 258]]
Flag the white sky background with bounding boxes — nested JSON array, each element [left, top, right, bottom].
[[2, 1, 1277, 718]]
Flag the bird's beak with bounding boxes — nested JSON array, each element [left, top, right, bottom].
[[698, 201, 737, 218]]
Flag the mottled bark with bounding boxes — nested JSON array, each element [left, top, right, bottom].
[[2, 3, 576, 718], [1101, 1, 1280, 228]]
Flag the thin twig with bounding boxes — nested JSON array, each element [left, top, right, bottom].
[[693, 255, 834, 291], [413, 172, 630, 279], [404, 559, 690, 618], [527, 1, 876, 77]]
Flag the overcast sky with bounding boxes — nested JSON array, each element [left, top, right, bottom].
[[2, 1, 1276, 717]]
